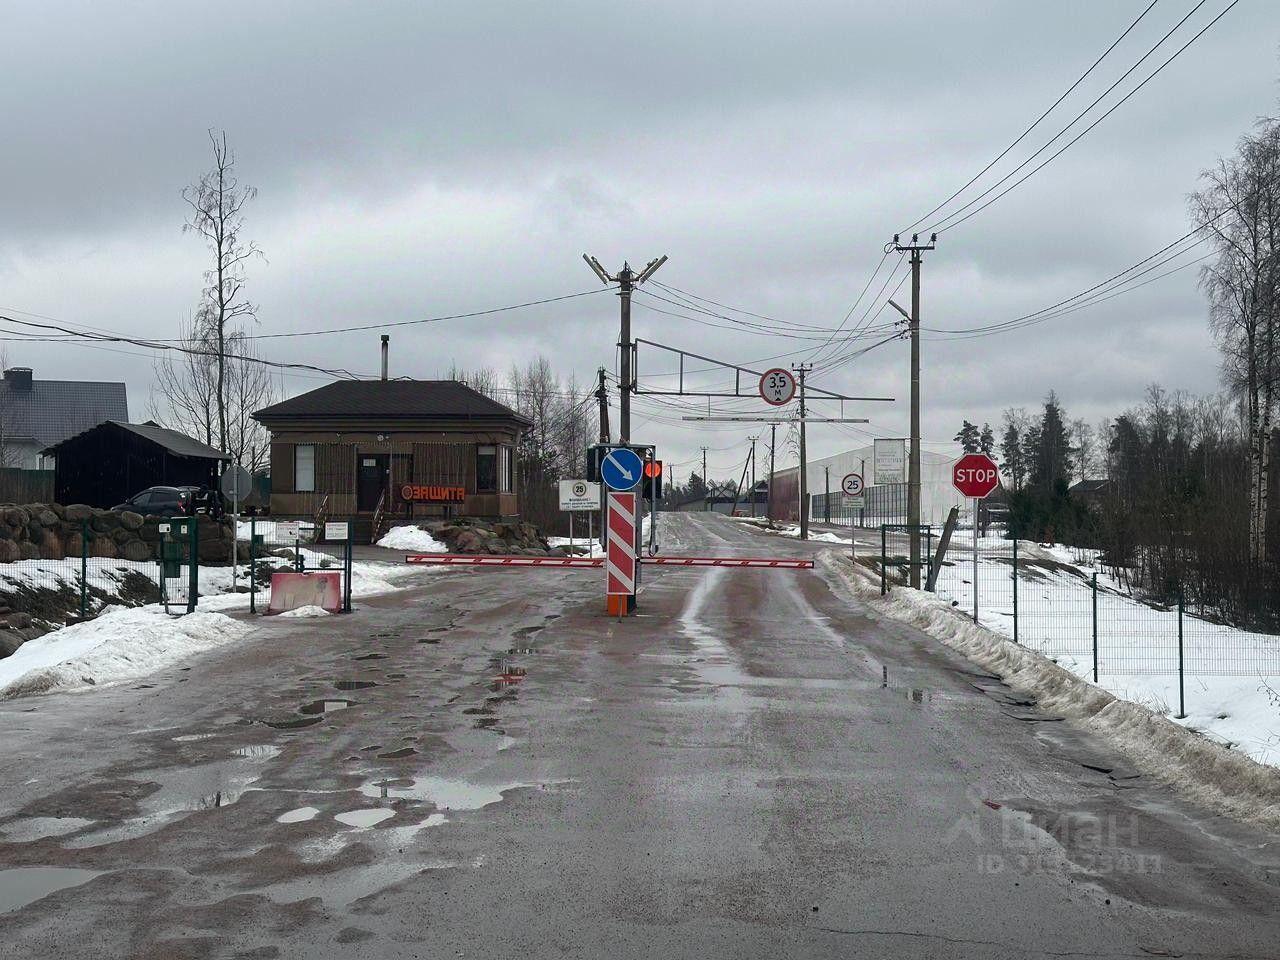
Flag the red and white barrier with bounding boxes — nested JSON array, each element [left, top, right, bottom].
[[605, 491, 637, 597], [403, 553, 813, 569], [405, 554, 602, 567]]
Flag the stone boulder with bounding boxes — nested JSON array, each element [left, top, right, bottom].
[[118, 510, 144, 531]]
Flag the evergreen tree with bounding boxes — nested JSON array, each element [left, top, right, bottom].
[[1029, 392, 1073, 491], [953, 420, 980, 453], [979, 422, 995, 457]]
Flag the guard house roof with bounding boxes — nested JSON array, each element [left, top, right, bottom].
[[43, 420, 231, 459], [252, 379, 531, 425], [0, 369, 128, 447]]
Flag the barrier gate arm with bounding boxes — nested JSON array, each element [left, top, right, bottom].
[[404, 554, 813, 569]]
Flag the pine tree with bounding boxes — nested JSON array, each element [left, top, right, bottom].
[[953, 420, 980, 453], [1000, 423, 1023, 491], [979, 422, 995, 457]]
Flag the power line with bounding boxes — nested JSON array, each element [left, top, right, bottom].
[[901, 0, 1163, 233], [930, 0, 1239, 235]]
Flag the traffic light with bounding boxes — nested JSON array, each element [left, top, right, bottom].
[[642, 459, 663, 500]]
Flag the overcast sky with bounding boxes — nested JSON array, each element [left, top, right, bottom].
[[2, 1, 1276, 481]]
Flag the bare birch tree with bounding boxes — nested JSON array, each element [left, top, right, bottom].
[[183, 129, 263, 457], [1192, 117, 1280, 565]]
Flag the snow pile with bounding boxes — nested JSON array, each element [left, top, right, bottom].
[[821, 553, 1280, 830], [376, 526, 449, 552], [278, 605, 330, 618], [0, 605, 252, 699]]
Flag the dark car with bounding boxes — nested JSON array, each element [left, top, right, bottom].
[[113, 486, 201, 517]]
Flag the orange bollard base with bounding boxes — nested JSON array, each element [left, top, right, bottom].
[[606, 595, 629, 617]]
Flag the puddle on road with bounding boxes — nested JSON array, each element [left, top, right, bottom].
[[277, 806, 320, 824], [353, 653, 387, 661], [262, 716, 324, 730], [358, 776, 551, 811], [0, 817, 96, 843], [334, 808, 395, 828], [299, 699, 354, 716], [378, 747, 417, 759], [0, 867, 103, 914], [171, 733, 217, 743], [232, 745, 282, 761], [255, 859, 456, 908], [335, 680, 378, 691]]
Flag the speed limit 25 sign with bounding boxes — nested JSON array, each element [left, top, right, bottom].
[[759, 368, 796, 406]]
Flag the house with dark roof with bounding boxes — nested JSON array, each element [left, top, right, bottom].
[[0, 367, 128, 469], [252, 378, 530, 530], [44, 420, 229, 508]]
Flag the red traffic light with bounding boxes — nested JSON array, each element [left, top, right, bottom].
[[643, 460, 663, 478]]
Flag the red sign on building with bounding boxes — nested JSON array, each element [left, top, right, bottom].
[[400, 484, 466, 503], [952, 454, 1000, 499]]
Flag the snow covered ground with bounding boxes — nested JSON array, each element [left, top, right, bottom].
[[922, 525, 1280, 766], [375, 525, 449, 552], [823, 553, 1280, 830], [0, 548, 426, 699]]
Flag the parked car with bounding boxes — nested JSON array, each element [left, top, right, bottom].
[[113, 485, 222, 518]]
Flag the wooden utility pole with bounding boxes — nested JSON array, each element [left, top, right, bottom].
[[595, 367, 610, 443], [583, 254, 667, 444], [893, 233, 935, 587], [701, 446, 708, 511]]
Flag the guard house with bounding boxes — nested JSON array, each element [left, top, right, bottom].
[[252, 379, 529, 535]]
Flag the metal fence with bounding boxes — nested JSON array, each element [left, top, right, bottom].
[[0, 518, 204, 635], [889, 516, 1280, 716], [813, 485, 908, 527], [246, 518, 353, 614], [878, 524, 934, 594]]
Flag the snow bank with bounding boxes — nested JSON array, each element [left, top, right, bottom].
[[821, 553, 1280, 831], [278, 604, 330, 619], [376, 526, 449, 552], [0, 606, 251, 699]]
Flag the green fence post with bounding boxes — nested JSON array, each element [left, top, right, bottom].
[[249, 517, 257, 615], [1012, 537, 1019, 645], [186, 517, 199, 614], [343, 538, 353, 613], [880, 525, 887, 596], [79, 518, 89, 619], [1176, 589, 1186, 719], [1091, 572, 1099, 683]]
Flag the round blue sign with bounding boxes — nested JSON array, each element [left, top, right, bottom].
[[600, 447, 643, 490]]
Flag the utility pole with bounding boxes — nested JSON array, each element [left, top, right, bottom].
[[768, 422, 777, 521], [792, 363, 812, 540], [893, 232, 936, 588], [583, 254, 667, 444], [701, 446, 708, 512], [749, 436, 758, 518], [824, 465, 830, 523], [595, 366, 610, 443]]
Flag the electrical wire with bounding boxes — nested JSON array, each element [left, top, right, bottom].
[[901, 0, 1163, 233]]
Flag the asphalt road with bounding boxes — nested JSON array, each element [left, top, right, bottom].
[[0, 512, 1277, 959]]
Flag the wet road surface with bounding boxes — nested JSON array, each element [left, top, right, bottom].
[[0, 512, 1277, 958]]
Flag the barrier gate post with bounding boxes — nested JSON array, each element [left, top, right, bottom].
[[605, 490, 637, 616]]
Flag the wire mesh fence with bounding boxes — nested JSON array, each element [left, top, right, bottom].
[[890, 511, 1280, 713], [811, 485, 908, 528], [245, 518, 352, 614]]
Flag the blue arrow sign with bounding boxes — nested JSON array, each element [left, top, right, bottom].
[[600, 447, 643, 491]]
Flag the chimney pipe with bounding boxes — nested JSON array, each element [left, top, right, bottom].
[[380, 335, 389, 381]]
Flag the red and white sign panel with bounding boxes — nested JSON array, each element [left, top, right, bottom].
[[606, 491, 637, 596], [952, 453, 1000, 499], [759, 368, 796, 406]]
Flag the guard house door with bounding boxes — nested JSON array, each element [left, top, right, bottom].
[[357, 454, 389, 512]]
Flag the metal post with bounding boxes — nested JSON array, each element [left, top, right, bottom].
[[1091, 572, 1099, 683], [79, 518, 89, 618], [972, 498, 979, 624], [187, 517, 198, 614], [1177, 589, 1186, 719], [750, 437, 757, 518], [588, 511, 593, 557], [344, 538, 353, 613], [1011, 537, 1019, 645], [768, 423, 777, 521], [569, 513, 574, 554], [249, 517, 256, 614], [824, 465, 830, 523], [793, 363, 810, 539], [880, 524, 887, 596], [859, 457, 866, 528]]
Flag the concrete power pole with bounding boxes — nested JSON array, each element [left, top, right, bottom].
[[792, 363, 812, 540], [595, 367, 610, 444], [749, 436, 758, 518], [893, 233, 936, 588], [583, 254, 667, 444], [767, 422, 777, 521], [701, 446, 708, 512]]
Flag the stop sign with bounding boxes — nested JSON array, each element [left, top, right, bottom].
[[952, 453, 1000, 499]]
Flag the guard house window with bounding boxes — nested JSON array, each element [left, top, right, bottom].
[[295, 444, 315, 492], [476, 445, 497, 492], [498, 445, 513, 493]]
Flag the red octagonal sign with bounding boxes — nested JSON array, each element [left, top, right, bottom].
[[952, 453, 1000, 499]]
